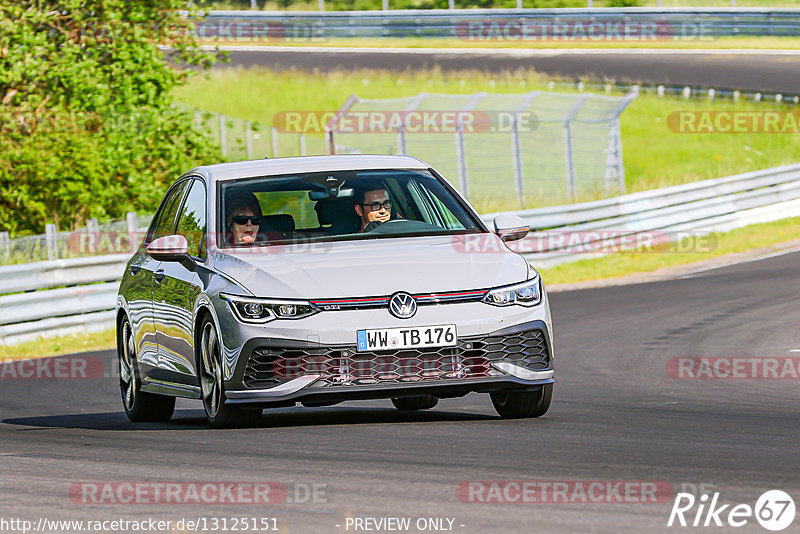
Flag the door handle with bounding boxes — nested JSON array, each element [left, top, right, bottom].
[[154, 269, 165, 283], [130, 265, 141, 275]]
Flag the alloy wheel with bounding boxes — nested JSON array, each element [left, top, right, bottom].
[[200, 322, 224, 418]]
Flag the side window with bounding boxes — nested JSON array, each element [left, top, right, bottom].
[[411, 181, 465, 230], [176, 179, 207, 259], [149, 180, 190, 242]]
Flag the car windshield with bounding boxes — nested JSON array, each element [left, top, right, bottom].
[[218, 168, 482, 247]]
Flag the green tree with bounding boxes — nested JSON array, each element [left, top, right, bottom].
[[0, 1, 224, 235]]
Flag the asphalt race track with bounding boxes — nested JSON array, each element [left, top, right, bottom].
[[2, 251, 799, 533], [220, 47, 800, 94]]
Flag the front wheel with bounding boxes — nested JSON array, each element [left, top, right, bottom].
[[118, 318, 175, 422], [490, 384, 552, 419], [391, 395, 439, 411], [199, 317, 262, 428]]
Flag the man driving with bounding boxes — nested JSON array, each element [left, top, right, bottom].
[[354, 186, 392, 232]]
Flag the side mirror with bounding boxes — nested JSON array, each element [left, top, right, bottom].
[[147, 235, 190, 263], [493, 215, 529, 242]]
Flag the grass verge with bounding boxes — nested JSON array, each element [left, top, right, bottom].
[[174, 67, 800, 209], [0, 329, 116, 362], [539, 216, 800, 285]]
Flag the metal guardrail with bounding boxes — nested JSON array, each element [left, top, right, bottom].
[[481, 162, 800, 268], [0, 256, 127, 346], [200, 8, 800, 39], [2, 161, 800, 346]]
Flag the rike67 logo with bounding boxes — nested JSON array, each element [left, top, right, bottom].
[[668, 490, 796, 531]]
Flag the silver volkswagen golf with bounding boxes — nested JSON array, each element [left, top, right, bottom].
[[116, 155, 554, 427]]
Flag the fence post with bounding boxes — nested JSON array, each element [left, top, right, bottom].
[[318, 0, 325, 10], [46, 224, 58, 261], [382, 0, 388, 9], [126, 212, 139, 253], [563, 119, 575, 200], [561, 95, 590, 200], [325, 124, 335, 155], [194, 110, 201, 130], [86, 218, 99, 255], [509, 91, 540, 209], [0, 231, 8, 259], [511, 115, 525, 208], [251, 0, 257, 8], [455, 118, 468, 197], [271, 127, 279, 157], [245, 121, 253, 159], [219, 114, 228, 157], [300, 133, 307, 156], [605, 87, 637, 193], [448, 0, 455, 9], [396, 125, 407, 155], [614, 119, 625, 192], [395, 92, 427, 156], [604, 119, 622, 192]]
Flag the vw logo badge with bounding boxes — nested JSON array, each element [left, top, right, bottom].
[[389, 292, 417, 319]]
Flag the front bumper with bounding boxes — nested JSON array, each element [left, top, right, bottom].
[[224, 319, 554, 406]]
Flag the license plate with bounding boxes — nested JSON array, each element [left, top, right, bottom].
[[356, 324, 457, 352]]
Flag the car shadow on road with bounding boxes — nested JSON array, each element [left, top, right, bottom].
[[3, 406, 498, 431]]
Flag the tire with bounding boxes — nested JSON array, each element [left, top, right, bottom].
[[198, 316, 262, 428], [118, 318, 175, 422], [490, 384, 552, 419], [391, 395, 439, 411]]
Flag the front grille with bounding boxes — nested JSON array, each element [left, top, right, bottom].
[[243, 328, 549, 389]]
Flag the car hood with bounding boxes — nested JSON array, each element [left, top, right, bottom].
[[212, 234, 529, 299]]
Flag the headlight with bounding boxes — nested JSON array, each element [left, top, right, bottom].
[[221, 294, 319, 324], [482, 276, 541, 307]]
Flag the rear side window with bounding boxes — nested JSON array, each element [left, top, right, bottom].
[[148, 180, 190, 242], [175, 179, 207, 259]]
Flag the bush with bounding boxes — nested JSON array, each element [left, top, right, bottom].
[[0, 1, 224, 235]]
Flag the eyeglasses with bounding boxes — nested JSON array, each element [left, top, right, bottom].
[[232, 215, 262, 226], [362, 200, 392, 212]]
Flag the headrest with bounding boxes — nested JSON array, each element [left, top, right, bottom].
[[262, 214, 295, 235], [314, 199, 362, 234], [314, 200, 345, 226]]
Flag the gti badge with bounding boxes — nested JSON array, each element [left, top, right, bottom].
[[389, 292, 417, 319]]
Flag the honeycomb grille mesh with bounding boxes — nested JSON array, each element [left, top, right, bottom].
[[244, 328, 549, 389]]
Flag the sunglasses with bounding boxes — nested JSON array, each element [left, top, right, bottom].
[[232, 215, 262, 226], [362, 200, 392, 212]]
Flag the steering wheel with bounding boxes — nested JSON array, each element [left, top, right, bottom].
[[363, 219, 406, 233]]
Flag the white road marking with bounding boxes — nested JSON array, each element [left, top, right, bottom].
[[679, 245, 800, 278]]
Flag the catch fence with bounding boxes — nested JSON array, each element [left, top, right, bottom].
[[327, 89, 638, 207]]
